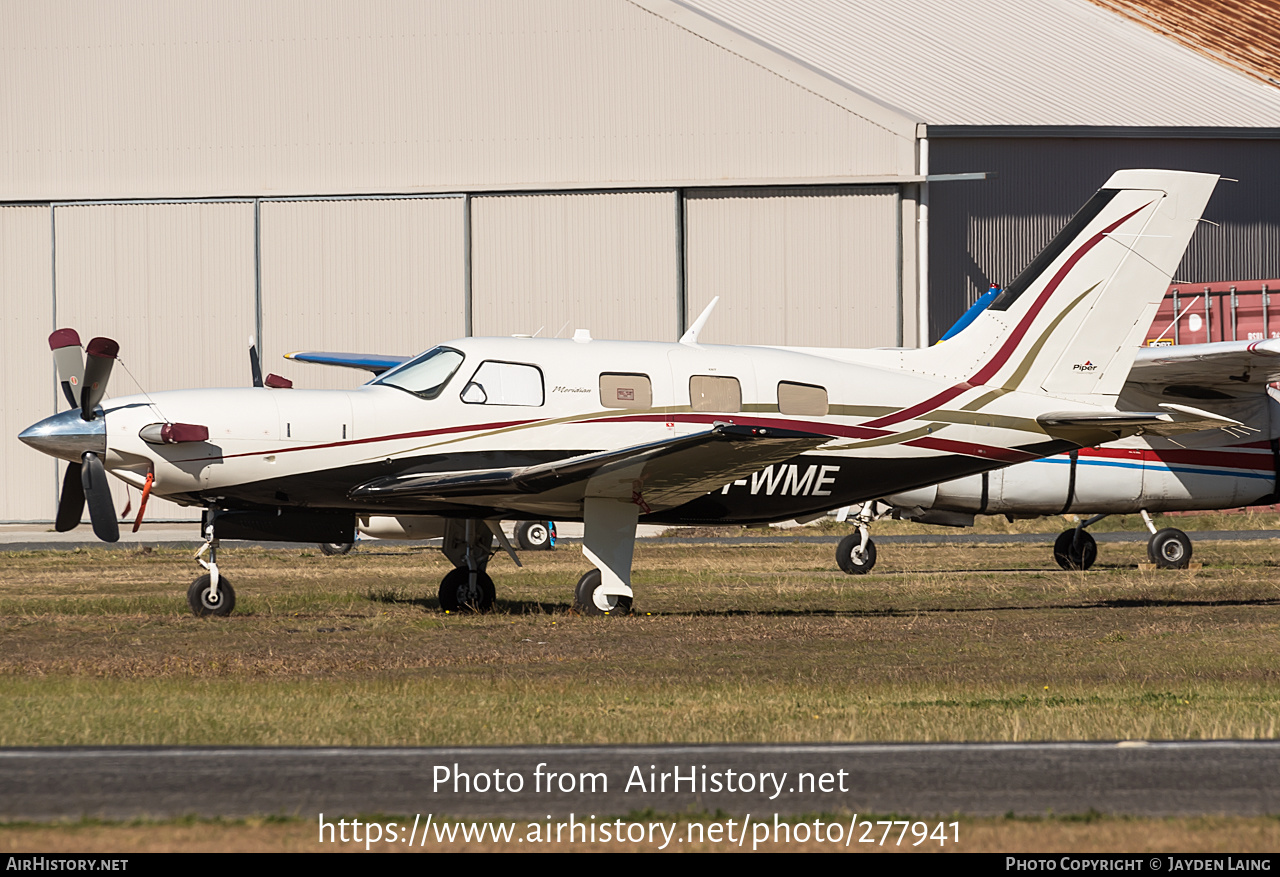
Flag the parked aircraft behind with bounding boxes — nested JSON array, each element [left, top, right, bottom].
[[20, 170, 1229, 615], [829, 335, 1280, 574]]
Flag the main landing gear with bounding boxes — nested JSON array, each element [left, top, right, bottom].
[[571, 498, 638, 616], [438, 519, 503, 612], [1052, 510, 1192, 571], [515, 520, 556, 551]]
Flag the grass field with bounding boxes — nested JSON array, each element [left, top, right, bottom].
[[1, 523, 1278, 850]]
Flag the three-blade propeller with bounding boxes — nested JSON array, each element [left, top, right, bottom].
[[49, 329, 120, 542]]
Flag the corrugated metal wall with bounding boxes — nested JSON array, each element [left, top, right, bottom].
[[684, 187, 901, 347], [52, 202, 258, 520], [471, 192, 679, 342], [260, 197, 467, 390], [0, 0, 912, 201], [928, 137, 1280, 341], [0, 207, 56, 521]]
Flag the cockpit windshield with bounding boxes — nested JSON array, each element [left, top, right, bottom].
[[374, 346, 464, 399]]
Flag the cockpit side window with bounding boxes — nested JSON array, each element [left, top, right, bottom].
[[461, 361, 545, 406], [374, 346, 464, 399]]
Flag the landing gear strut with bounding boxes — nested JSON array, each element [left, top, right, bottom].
[[572, 497, 638, 616], [191, 512, 236, 616]]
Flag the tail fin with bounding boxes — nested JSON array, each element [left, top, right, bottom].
[[915, 169, 1218, 401]]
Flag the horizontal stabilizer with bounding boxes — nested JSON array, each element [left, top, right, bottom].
[[1039, 403, 1243, 440], [351, 423, 830, 512], [285, 351, 410, 375]]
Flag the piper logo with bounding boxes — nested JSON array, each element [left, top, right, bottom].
[[1072, 360, 1097, 372]]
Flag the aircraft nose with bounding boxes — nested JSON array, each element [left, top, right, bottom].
[[18, 409, 107, 462]]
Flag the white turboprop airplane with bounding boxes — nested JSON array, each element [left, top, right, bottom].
[[829, 338, 1280, 574], [19, 169, 1233, 617]]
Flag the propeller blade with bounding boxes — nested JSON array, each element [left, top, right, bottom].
[[54, 462, 85, 532], [249, 338, 264, 388], [80, 337, 119, 421], [49, 329, 85, 410], [80, 452, 119, 543]]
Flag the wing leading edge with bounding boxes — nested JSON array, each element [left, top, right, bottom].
[[285, 351, 410, 374]]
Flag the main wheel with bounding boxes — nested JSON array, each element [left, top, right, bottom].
[[187, 574, 236, 617], [1053, 529, 1097, 571], [1148, 527, 1192, 569], [573, 569, 632, 616], [438, 568, 496, 613], [836, 533, 877, 574], [515, 521, 555, 551], [319, 542, 353, 556]]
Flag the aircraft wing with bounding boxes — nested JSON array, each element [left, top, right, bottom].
[[350, 423, 830, 511], [285, 351, 410, 375], [1128, 338, 1280, 388]]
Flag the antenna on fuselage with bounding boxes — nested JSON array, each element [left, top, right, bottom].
[[680, 296, 720, 344]]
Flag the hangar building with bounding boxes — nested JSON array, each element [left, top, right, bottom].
[[4, 0, 1280, 521]]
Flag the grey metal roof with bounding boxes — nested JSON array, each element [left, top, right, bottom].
[[674, 0, 1280, 127]]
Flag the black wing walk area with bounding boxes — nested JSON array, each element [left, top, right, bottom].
[[350, 424, 831, 511]]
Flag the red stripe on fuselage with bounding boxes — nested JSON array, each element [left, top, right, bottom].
[[1077, 444, 1275, 472]]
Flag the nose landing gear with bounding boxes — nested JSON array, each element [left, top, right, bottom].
[[190, 514, 236, 616]]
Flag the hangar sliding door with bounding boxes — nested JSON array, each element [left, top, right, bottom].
[[470, 191, 679, 342], [259, 196, 466, 390], [53, 201, 257, 521], [684, 186, 900, 348], [0, 206, 56, 521]]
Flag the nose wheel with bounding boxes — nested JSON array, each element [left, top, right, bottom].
[[188, 574, 235, 617]]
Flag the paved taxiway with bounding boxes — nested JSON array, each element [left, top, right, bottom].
[[1, 743, 1277, 820]]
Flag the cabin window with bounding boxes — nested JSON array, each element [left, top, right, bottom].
[[374, 346, 464, 400], [600, 373, 652, 409], [690, 375, 741, 413], [778, 381, 828, 416], [460, 361, 544, 406]]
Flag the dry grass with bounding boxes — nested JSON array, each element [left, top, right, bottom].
[[2, 534, 1278, 850], [0, 538, 1277, 745]]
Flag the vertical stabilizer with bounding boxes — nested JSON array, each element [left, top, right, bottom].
[[911, 169, 1218, 401]]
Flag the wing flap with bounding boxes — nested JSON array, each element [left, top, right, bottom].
[[350, 424, 830, 511]]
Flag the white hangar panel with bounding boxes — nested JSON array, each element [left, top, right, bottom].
[[53, 202, 257, 520], [0, 0, 914, 200], [685, 187, 900, 348], [0, 207, 56, 521], [259, 197, 466, 390], [471, 192, 679, 342]]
